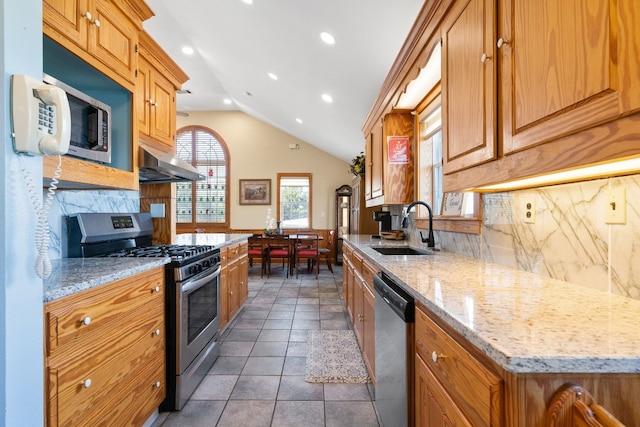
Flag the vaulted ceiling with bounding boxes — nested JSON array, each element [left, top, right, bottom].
[[143, 0, 424, 162]]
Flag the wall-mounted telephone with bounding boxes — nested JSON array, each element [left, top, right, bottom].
[[11, 74, 71, 156]]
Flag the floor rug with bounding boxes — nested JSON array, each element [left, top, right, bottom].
[[305, 330, 370, 383]]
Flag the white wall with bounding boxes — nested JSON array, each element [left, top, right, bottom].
[[177, 111, 353, 230], [1, 0, 45, 425]]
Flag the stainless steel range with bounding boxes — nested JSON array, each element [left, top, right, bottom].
[[66, 212, 221, 411]]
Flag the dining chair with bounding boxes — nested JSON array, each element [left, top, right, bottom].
[[317, 230, 334, 273], [295, 233, 320, 279], [265, 235, 291, 278], [247, 234, 267, 277]]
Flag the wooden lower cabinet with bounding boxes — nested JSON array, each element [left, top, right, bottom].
[[342, 243, 376, 384], [220, 241, 249, 330], [44, 267, 166, 427], [415, 352, 473, 426]]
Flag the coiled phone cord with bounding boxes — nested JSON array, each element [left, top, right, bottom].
[[21, 154, 62, 279]]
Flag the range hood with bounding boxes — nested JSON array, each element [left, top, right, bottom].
[[138, 142, 205, 183]]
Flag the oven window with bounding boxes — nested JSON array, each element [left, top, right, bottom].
[[187, 279, 218, 343]]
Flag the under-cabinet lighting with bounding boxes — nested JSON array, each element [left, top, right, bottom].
[[474, 157, 640, 192], [396, 43, 441, 109]]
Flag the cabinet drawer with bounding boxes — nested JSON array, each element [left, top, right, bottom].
[[361, 259, 378, 293], [47, 305, 164, 426], [76, 354, 165, 427], [227, 242, 241, 260], [45, 268, 164, 355], [415, 308, 502, 427]]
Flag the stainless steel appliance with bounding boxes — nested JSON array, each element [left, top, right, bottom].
[[374, 272, 415, 427], [66, 212, 221, 411], [43, 73, 112, 164]]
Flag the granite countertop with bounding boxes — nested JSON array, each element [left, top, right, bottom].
[[344, 235, 640, 374], [44, 233, 252, 302], [175, 233, 253, 247], [43, 258, 169, 302]]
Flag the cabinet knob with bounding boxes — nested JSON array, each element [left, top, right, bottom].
[[154, 381, 161, 388], [481, 53, 492, 63], [93, 18, 100, 27], [431, 351, 448, 363], [154, 329, 161, 336], [496, 38, 510, 49], [81, 11, 92, 21], [153, 286, 161, 293], [80, 316, 91, 326], [82, 379, 92, 388]]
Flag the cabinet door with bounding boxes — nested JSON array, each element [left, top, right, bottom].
[[228, 259, 241, 318], [150, 70, 176, 148], [415, 353, 473, 427], [441, 0, 497, 174], [367, 121, 384, 200], [353, 273, 365, 348], [43, 0, 88, 49], [362, 283, 375, 382], [499, 0, 640, 154], [219, 265, 229, 330], [90, 0, 138, 84], [136, 55, 152, 136], [239, 254, 249, 304]]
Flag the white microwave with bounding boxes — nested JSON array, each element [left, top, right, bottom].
[[43, 74, 111, 164]]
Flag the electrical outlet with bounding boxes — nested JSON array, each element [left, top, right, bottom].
[[605, 188, 626, 224], [523, 198, 536, 223]]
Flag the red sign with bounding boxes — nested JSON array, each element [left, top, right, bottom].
[[387, 136, 409, 164]]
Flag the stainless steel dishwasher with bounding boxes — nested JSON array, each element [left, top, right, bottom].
[[374, 272, 415, 427]]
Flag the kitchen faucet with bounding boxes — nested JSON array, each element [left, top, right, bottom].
[[401, 201, 435, 248]]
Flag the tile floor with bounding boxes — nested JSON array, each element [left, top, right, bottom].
[[153, 262, 380, 427]]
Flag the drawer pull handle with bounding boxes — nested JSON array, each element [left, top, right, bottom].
[[154, 329, 161, 336], [154, 381, 161, 388], [82, 379, 92, 388], [80, 317, 91, 326], [431, 351, 448, 363]]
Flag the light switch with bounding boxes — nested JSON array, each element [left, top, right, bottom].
[[605, 188, 626, 224]]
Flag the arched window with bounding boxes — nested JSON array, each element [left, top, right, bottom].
[[175, 126, 230, 230]]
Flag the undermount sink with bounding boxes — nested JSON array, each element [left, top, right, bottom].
[[371, 246, 433, 255]]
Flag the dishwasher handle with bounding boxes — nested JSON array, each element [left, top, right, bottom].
[[374, 272, 414, 323]]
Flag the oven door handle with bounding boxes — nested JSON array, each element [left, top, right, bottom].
[[181, 265, 222, 294]]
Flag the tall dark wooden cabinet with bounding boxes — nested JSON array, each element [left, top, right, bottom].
[[335, 185, 352, 265], [351, 175, 379, 236]]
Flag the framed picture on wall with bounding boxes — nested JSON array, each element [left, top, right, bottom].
[[239, 179, 271, 205]]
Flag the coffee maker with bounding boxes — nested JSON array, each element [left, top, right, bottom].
[[373, 211, 392, 237]]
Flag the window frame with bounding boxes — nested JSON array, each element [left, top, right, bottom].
[[175, 125, 231, 232], [415, 85, 482, 234], [276, 173, 313, 230]]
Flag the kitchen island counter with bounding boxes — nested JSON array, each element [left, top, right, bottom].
[[344, 235, 640, 374]]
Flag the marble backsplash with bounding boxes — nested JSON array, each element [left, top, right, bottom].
[[47, 190, 140, 259], [409, 175, 640, 300]]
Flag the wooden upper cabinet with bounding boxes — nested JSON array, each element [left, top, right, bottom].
[[43, 0, 88, 48], [441, 0, 497, 174], [366, 119, 383, 200], [365, 112, 415, 207], [43, 0, 150, 88], [137, 31, 188, 152], [499, 0, 640, 154]]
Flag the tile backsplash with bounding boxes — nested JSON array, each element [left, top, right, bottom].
[[47, 190, 140, 259], [419, 175, 640, 300]]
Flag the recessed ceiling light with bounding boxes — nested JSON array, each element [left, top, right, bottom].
[[223, 98, 232, 105], [242, 0, 253, 4], [268, 72, 278, 80], [322, 93, 333, 103], [296, 118, 303, 124], [181, 46, 194, 55], [320, 32, 335, 45]]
